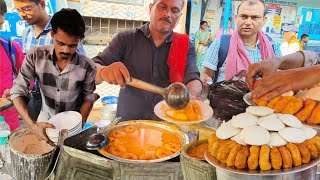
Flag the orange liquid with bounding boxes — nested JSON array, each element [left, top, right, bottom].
[[101, 125, 181, 158], [187, 143, 208, 159]]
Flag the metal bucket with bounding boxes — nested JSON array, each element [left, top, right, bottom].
[[8, 128, 57, 180], [180, 139, 216, 180]]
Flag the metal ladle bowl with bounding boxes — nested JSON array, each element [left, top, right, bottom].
[[126, 78, 190, 110]]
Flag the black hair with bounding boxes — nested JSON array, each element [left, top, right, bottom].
[[237, 0, 267, 16], [301, 34, 309, 39], [51, 8, 85, 39], [0, 0, 7, 16], [200, 21, 208, 26]]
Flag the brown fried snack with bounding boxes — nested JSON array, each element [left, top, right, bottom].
[[267, 96, 282, 109], [253, 95, 268, 106], [307, 103, 320, 124], [274, 96, 296, 113], [270, 147, 282, 170], [295, 99, 317, 122], [303, 140, 319, 159], [210, 140, 222, 158], [247, 145, 260, 170], [235, 145, 250, 169], [278, 146, 293, 168], [259, 145, 272, 170], [217, 140, 237, 164], [227, 144, 243, 167], [286, 143, 302, 167], [296, 143, 311, 164], [282, 97, 304, 114], [310, 136, 320, 152], [208, 132, 218, 153]]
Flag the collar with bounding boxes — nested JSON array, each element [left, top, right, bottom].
[[138, 22, 174, 43]]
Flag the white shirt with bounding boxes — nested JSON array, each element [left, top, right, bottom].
[[280, 42, 300, 56]]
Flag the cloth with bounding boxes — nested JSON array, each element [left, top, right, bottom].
[[93, 23, 200, 121], [194, 30, 210, 72], [301, 50, 320, 67], [0, 39, 24, 131], [215, 27, 234, 39], [10, 45, 98, 121], [202, 33, 282, 82], [224, 31, 276, 80], [22, 17, 86, 54], [168, 33, 189, 83]]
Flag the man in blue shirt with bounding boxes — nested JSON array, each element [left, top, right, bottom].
[[201, 0, 281, 83]]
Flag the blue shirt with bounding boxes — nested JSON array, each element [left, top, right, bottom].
[[22, 17, 86, 54], [93, 23, 200, 121], [202, 39, 282, 82]]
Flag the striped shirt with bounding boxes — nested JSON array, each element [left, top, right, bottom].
[[202, 39, 282, 82], [22, 17, 86, 54], [11, 45, 97, 121]]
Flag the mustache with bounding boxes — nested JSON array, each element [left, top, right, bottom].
[[60, 53, 71, 56], [159, 17, 172, 24]]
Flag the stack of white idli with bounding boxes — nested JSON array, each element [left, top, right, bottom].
[[216, 106, 317, 147]]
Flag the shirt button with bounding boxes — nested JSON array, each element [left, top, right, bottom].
[[56, 104, 59, 107], [57, 89, 60, 92]]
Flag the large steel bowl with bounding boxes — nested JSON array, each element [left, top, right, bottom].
[[98, 120, 189, 163], [205, 150, 319, 180]]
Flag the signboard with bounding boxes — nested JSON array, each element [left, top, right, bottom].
[[264, 0, 297, 6], [298, 8, 320, 41]]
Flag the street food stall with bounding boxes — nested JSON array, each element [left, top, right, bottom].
[[1, 80, 320, 180]]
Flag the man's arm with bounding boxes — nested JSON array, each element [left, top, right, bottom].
[[187, 80, 202, 100], [80, 100, 94, 126]]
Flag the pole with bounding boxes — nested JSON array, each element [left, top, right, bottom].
[[223, 0, 231, 34]]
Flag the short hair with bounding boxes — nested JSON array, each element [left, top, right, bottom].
[[153, 0, 185, 9], [237, 0, 267, 16], [301, 34, 309, 39], [13, 0, 41, 4], [200, 21, 208, 26], [51, 8, 85, 39], [0, 0, 7, 16]]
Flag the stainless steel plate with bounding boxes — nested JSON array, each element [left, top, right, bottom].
[[181, 139, 208, 161], [98, 120, 189, 163], [205, 149, 320, 176]]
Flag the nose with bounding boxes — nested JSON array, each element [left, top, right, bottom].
[[162, 7, 172, 17], [244, 17, 253, 26], [61, 45, 71, 53]]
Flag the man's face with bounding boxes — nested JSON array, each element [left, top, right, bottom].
[[235, 1, 267, 38], [303, 37, 309, 43], [0, 15, 4, 30], [13, 0, 44, 25], [51, 28, 80, 61], [149, 0, 183, 34]]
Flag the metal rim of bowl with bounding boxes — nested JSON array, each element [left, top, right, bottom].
[[98, 120, 189, 163], [8, 128, 57, 158], [181, 139, 208, 161], [204, 149, 320, 176]]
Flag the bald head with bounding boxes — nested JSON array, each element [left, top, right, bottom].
[[153, 0, 185, 8], [237, 0, 267, 16]]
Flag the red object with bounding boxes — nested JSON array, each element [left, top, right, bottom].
[[167, 33, 189, 83]]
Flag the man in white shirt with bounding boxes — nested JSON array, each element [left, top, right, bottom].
[[280, 25, 302, 56]]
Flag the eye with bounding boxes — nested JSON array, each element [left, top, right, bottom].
[[171, 8, 181, 14]]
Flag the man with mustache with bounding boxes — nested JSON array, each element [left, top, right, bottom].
[[3, 0, 86, 121], [94, 0, 202, 121], [10, 9, 98, 145], [201, 0, 282, 83]]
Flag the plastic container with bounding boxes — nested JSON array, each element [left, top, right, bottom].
[[0, 116, 10, 144], [101, 96, 118, 121]]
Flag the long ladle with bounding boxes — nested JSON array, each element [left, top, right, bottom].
[[126, 78, 190, 110]]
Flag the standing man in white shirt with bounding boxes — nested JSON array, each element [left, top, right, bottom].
[[280, 25, 302, 56]]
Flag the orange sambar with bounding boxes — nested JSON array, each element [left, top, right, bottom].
[[101, 125, 181, 160]]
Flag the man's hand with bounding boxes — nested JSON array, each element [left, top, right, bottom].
[[2, 89, 11, 101], [200, 72, 212, 86], [246, 59, 281, 91], [251, 66, 320, 101], [29, 122, 55, 146], [100, 62, 130, 87]]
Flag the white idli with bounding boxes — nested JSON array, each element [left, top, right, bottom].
[[231, 130, 246, 145], [277, 114, 302, 128], [301, 126, 317, 139], [241, 126, 270, 146], [268, 132, 288, 147], [246, 106, 274, 117], [231, 112, 258, 128], [216, 121, 241, 140], [257, 114, 285, 131], [278, 127, 306, 143]]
